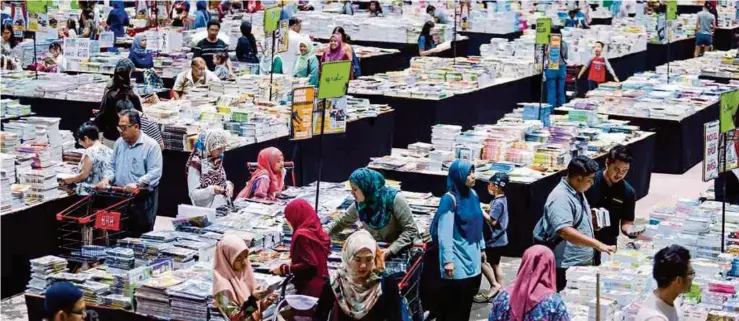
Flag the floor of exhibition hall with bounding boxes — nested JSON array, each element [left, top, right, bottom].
[[0, 162, 713, 321]]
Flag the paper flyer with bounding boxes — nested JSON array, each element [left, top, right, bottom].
[[313, 97, 347, 135], [290, 87, 315, 140]]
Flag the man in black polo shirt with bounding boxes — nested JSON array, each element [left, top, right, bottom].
[[193, 19, 229, 71], [586, 145, 640, 265]]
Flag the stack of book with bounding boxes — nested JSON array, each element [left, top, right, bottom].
[[430, 125, 461, 152], [105, 248, 135, 270], [79, 280, 111, 306], [26, 256, 68, 295], [161, 124, 191, 151], [160, 247, 197, 269], [134, 273, 183, 319], [18, 167, 59, 204], [0, 131, 20, 153], [166, 278, 212, 321]]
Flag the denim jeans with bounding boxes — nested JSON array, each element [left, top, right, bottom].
[[545, 65, 567, 107]]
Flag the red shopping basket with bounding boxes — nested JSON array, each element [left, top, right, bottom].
[[56, 186, 138, 254]]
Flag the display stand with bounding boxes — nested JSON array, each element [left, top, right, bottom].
[[535, 18, 551, 122]]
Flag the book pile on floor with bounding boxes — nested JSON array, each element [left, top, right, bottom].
[[26, 256, 68, 295]]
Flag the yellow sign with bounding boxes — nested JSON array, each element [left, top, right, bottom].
[[290, 87, 315, 140]]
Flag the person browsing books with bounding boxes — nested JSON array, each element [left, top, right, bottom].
[[577, 41, 620, 91]]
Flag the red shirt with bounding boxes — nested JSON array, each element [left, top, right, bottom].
[[588, 56, 607, 84]]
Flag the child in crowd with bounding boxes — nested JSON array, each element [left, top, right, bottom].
[[213, 52, 232, 80], [475, 172, 510, 303], [577, 41, 619, 90]]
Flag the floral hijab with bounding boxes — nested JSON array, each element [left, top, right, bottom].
[[349, 168, 399, 230], [330, 230, 386, 319], [185, 130, 229, 189]]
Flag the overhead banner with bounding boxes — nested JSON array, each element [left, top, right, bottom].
[[290, 87, 315, 140]]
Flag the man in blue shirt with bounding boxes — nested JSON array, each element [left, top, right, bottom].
[[533, 155, 616, 291], [426, 5, 451, 24], [98, 110, 163, 237], [585, 145, 640, 266]]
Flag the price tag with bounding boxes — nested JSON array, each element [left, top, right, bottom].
[[95, 210, 121, 231]]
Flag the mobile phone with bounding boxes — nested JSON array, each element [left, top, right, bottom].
[[241, 295, 258, 314]]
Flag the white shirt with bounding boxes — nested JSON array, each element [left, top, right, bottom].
[[173, 68, 220, 96], [279, 29, 305, 76], [635, 293, 681, 321]]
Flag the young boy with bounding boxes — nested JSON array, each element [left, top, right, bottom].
[[474, 172, 510, 303], [213, 52, 233, 80], [577, 41, 620, 91]]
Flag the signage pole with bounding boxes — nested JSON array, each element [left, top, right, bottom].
[[453, 1, 457, 65], [721, 133, 727, 252], [314, 98, 327, 210], [269, 30, 276, 101]]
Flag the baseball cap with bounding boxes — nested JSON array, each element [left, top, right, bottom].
[[489, 172, 510, 189]]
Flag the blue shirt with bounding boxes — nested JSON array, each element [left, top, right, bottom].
[[486, 196, 508, 248], [533, 178, 594, 268], [489, 291, 570, 321], [104, 131, 163, 188], [417, 35, 436, 52], [437, 193, 484, 280], [435, 10, 451, 24]]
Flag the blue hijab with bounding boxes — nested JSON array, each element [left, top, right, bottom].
[[349, 168, 399, 230], [107, 0, 128, 37], [194, 1, 211, 28], [128, 34, 153, 68], [431, 159, 483, 243]]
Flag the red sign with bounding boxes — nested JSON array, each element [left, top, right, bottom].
[[95, 211, 121, 231]]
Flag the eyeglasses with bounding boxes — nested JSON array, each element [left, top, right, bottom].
[[117, 124, 135, 132]]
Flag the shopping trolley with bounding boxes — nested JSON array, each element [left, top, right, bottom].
[[246, 161, 297, 187], [565, 65, 581, 100], [271, 274, 319, 321], [56, 186, 138, 263], [397, 246, 425, 321]]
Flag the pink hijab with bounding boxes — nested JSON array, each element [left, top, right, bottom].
[[507, 245, 557, 321], [238, 147, 285, 199], [212, 235, 259, 304], [322, 33, 348, 63]]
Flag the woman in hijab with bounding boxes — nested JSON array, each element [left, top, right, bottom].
[[272, 199, 330, 298], [186, 130, 234, 208], [293, 38, 319, 87], [213, 234, 274, 321], [326, 168, 418, 260], [236, 21, 259, 63], [314, 230, 403, 321], [429, 159, 484, 321], [106, 0, 129, 37], [193, 0, 212, 29], [128, 34, 154, 69], [245, 0, 263, 13], [236, 147, 285, 200], [321, 33, 351, 64], [94, 58, 143, 147], [488, 245, 569, 321]]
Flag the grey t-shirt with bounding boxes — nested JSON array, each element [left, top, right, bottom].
[[697, 11, 715, 35], [533, 178, 594, 268]]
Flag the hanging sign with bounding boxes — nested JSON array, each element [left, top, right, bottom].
[[656, 14, 667, 44], [95, 210, 122, 231], [535, 17, 551, 45], [720, 90, 739, 134], [290, 87, 315, 140], [703, 120, 720, 182], [313, 97, 348, 135], [317, 60, 351, 99], [666, 0, 677, 21], [264, 6, 281, 33], [277, 20, 289, 53]]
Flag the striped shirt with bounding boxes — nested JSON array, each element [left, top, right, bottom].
[[140, 115, 163, 146], [193, 38, 228, 71]]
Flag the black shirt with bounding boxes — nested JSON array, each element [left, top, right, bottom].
[[314, 274, 402, 321], [193, 38, 228, 71], [585, 170, 636, 246]]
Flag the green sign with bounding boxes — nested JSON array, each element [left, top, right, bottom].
[[666, 1, 677, 21], [264, 7, 281, 33], [318, 61, 352, 99], [27, 0, 46, 13], [720, 90, 739, 134], [536, 18, 551, 45], [70, 0, 79, 10]]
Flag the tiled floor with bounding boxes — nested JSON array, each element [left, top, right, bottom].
[[1, 163, 714, 320]]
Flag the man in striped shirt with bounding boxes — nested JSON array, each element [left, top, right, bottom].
[[193, 19, 230, 71], [116, 100, 163, 149]]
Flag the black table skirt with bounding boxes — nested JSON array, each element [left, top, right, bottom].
[[700, 74, 735, 84], [158, 111, 394, 216], [715, 26, 739, 51], [26, 294, 159, 321], [646, 38, 696, 71], [677, 4, 703, 15], [459, 30, 523, 56], [1, 196, 81, 298], [590, 17, 613, 25], [354, 75, 539, 148], [603, 103, 719, 174], [375, 132, 655, 257]]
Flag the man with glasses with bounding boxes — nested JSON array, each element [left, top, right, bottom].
[[44, 282, 86, 321], [97, 110, 163, 237], [172, 57, 220, 100], [636, 245, 693, 321], [585, 145, 640, 265], [533, 155, 616, 291]]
